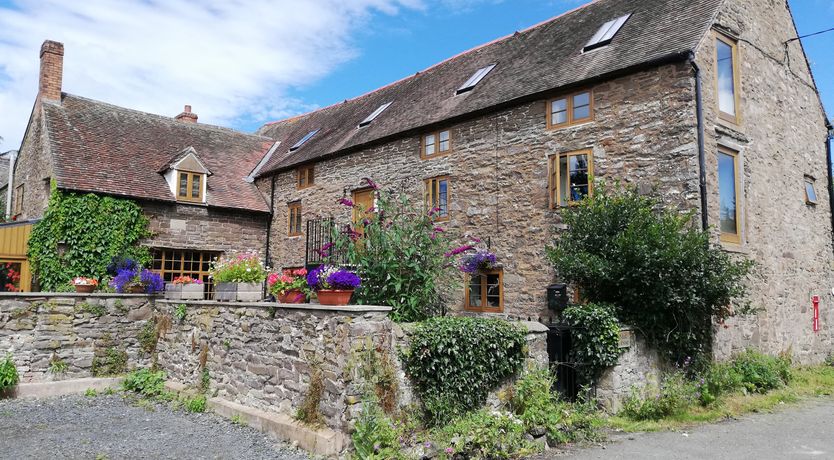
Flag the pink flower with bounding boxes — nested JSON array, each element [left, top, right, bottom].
[[444, 244, 474, 258], [362, 177, 380, 190], [279, 275, 294, 283], [445, 447, 454, 454], [338, 198, 354, 207], [433, 226, 445, 233], [267, 273, 279, 286]]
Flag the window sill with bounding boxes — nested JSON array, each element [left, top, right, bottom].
[[546, 119, 595, 131], [720, 240, 748, 254], [421, 151, 453, 160]]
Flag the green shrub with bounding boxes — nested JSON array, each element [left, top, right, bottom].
[[122, 368, 167, 398], [0, 354, 19, 391], [547, 184, 753, 364], [621, 372, 697, 421], [330, 182, 459, 322], [91, 348, 127, 377], [184, 394, 207, 413], [401, 317, 527, 426], [696, 361, 743, 406], [563, 303, 622, 382], [351, 399, 404, 460], [431, 409, 537, 459], [729, 349, 791, 394], [27, 185, 151, 291]]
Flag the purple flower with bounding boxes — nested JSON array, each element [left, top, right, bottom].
[[445, 447, 454, 454], [459, 250, 497, 274], [428, 207, 441, 216], [362, 177, 379, 190], [140, 269, 164, 294], [433, 227, 445, 233], [307, 265, 361, 291], [317, 242, 335, 256], [306, 265, 325, 290], [109, 267, 163, 294], [338, 198, 354, 207], [444, 244, 474, 258], [326, 271, 361, 290]]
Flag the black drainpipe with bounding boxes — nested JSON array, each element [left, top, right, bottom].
[[826, 131, 834, 253], [690, 54, 709, 231], [265, 175, 276, 267]]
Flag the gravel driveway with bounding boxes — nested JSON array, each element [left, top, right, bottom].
[[0, 394, 311, 460]]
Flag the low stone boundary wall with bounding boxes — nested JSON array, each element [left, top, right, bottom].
[[596, 326, 663, 411]]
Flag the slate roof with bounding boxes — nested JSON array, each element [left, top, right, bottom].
[[43, 94, 273, 213], [256, 0, 722, 176]]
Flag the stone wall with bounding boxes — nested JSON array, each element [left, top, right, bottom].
[[596, 327, 663, 412], [696, 0, 834, 363], [141, 201, 269, 257], [11, 105, 54, 220], [0, 293, 155, 381], [260, 62, 700, 321]]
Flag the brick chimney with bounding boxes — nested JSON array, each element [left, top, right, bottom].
[[38, 40, 64, 102], [175, 105, 198, 123]]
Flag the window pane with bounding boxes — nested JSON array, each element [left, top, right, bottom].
[[717, 39, 736, 116], [569, 154, 590, 201], [298, 171, 306, 187], [469, 277, 482, 307], [438, 180, 448, 217], [308, 167, 314, 185], [718, 152, 738, 235], [552, 98, 567, 124], [425, 134, 436, 156], [559, 156, 569, 206], [486, 273, 500, 307], [179, 173, 188, 197], [0, 262, 23, 292], [806, 180, 817, 203], [192, 174, 201, 198], [439, 131, 450, 152], [573, 105, 590, 121], [573, 92, 590, 108]]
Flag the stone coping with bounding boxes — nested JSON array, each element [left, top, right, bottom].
[[0, 292, 155, 298], [156, 298, 392, 313]]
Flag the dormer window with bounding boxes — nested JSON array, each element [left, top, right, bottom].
[[161, 146, 211, 204]]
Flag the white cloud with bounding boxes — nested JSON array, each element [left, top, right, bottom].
[[0, 0, 429, 150]]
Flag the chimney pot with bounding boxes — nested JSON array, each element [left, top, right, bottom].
[[38, 40, 64, 102], [175, 105, 198, 123]]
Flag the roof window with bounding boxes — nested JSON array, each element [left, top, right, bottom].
[[583, 14, 631, 52], [289, 129, 320, 152], [358, 102, 392, 128], [455, 64, 496, 95]]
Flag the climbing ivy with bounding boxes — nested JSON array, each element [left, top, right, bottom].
[[28, 184, 151, 291]]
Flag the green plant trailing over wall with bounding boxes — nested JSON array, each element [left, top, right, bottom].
[[562, 303, 622, 382], [0, 354, 19, 392], [28, 184, 151, 291], [330, 180, 459, 322], [547, 184, 753, 364], [401, 317, 527, 426]]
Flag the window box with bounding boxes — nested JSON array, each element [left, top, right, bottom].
[[215, 282, 263, 302], [164, 283, 205, 300]]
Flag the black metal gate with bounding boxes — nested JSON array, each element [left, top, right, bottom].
[[304, 218, 348, 269], [546, 324, 581, 401]]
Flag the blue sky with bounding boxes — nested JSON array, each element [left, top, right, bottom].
[[0, 0, 831, 149]]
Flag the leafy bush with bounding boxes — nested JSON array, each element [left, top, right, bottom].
[[547, 184, 753, 363], [728, 349, 791, 394], [696, 361, 743, 406], [0, 354, 19, 391], [620, 372, 697, 421], [431, 409, 536, 459], [28, 186, 151, 291], [401, 317, 527, 426], [351, 399, 404, 460], [209, 252, 267, 283], [184, 394, 207, 413], [122, 368, 167, 398], [330, 181, 459, 322], [563, 303, 622, 382]]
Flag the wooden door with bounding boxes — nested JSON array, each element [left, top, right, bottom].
[[352, 188, 375, 224]]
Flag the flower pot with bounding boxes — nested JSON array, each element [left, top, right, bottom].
[[316, 289, 353, 306], [215, 282, 264, 302], [74, 284, 95, 294], [277, 289, 306, 304], [164, 283, 205, 300], [127, 285, 145, 294]]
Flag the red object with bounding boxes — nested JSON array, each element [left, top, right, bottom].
[[75, 284, 95, 294], [813, 295, 820, 333], [277, 290, 306, 304], [316, 290, 354, 306]]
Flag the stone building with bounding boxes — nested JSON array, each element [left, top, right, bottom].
[[9, 0, 833, 360], [253, 0, 833, 361], [11, 41, 275, 289]]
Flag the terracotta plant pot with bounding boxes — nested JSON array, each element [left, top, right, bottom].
[[127, 285, 145, 294], [74, 284, 95, 294], [278, 290, 306, 304], [316, 289, 353, 306]]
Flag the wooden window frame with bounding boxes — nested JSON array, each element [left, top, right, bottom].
[[464, 269, 504, 313], [176, 171, 205, 203], [297, 165, 315, 189], [424, 176, 451, 221], [421, 129, 453, 159], [549, 149, 594, 209], [288, 202, 302, 237], [12, 184, 23, 215], [804, 175, 818, 205], [546, 89, 594, 129], [715, 32, 742, 125], [718, 147, 742, 244], [151, 248, 218, 300]]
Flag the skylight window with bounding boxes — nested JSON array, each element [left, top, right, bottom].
[[583, 14, 631, 52], [289, 129, 320, 152], [358, 102, 393, 128], [455, 64, 497, 95]]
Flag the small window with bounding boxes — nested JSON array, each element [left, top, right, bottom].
[[288, 202, 302, 236], [805, 176, 818, 205], [547, 90, 594, 128], [549, 150, 593, 208], [421, 129, 452, 159], [718, 147, 741, 243], [12, 184, 24, 215], [425, 176, 450, 220], [583, 14, 631, 52], [177, 171, 204, 202], [716, 33, 741, 124], [358, 102, 392, 128], [297, 165, 315, 189], [289, 129, 320, 152], [465, 269, 503, 313], [456, 64, 496, 95]]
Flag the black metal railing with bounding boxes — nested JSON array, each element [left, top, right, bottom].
[[304, 217, 348, 269]]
